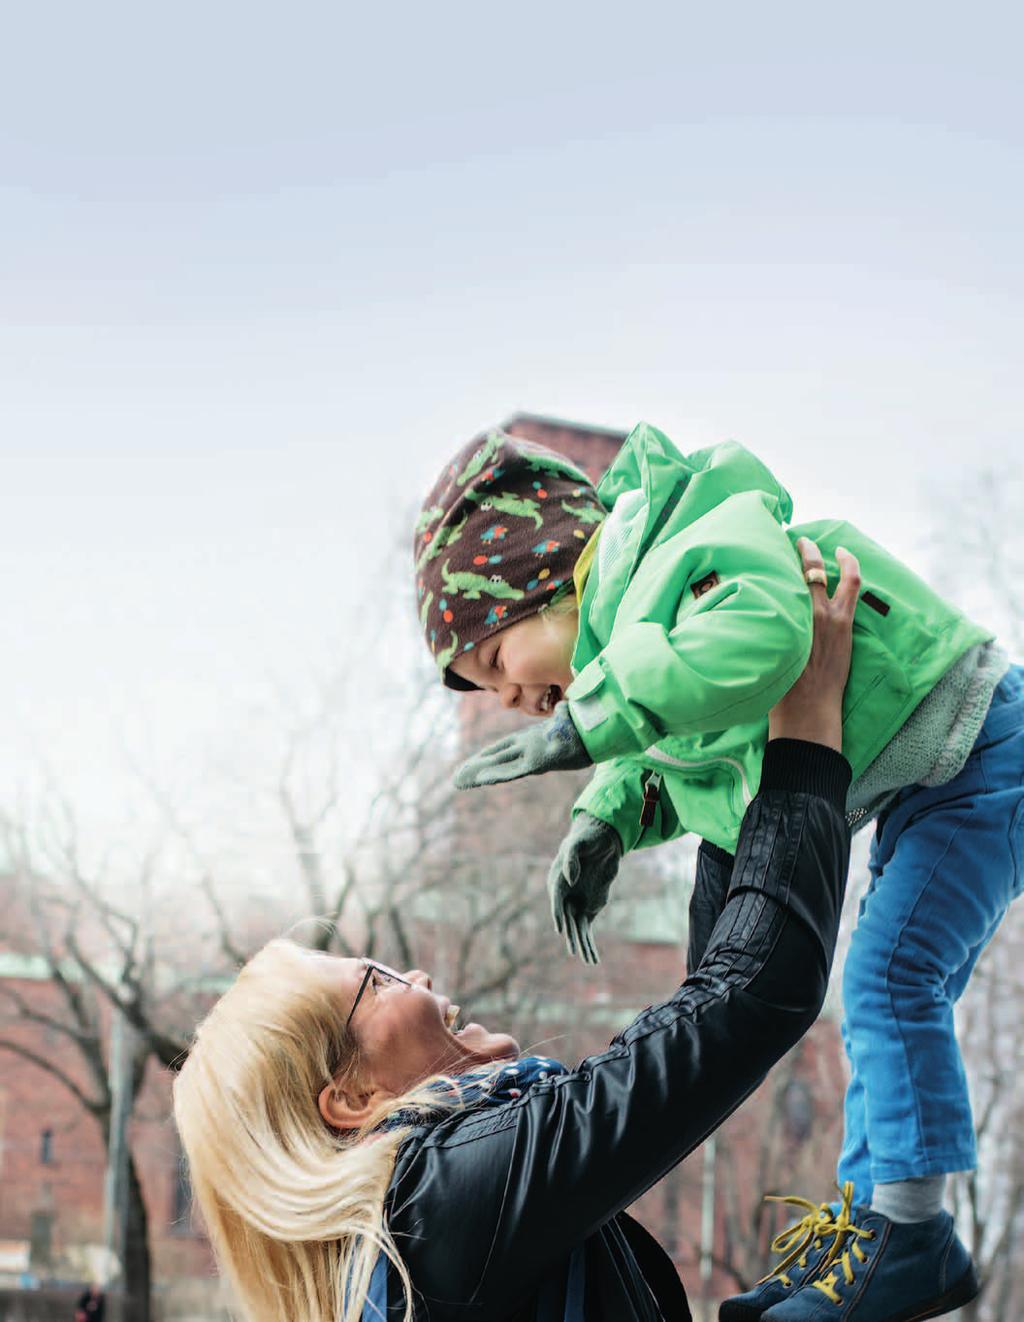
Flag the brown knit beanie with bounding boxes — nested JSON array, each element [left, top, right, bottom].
[[414, 430, 606, 689]]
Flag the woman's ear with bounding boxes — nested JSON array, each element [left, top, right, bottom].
[[318, 1078, 391, 1131]]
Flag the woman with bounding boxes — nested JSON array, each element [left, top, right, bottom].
[[173, 541, 860, 1322]]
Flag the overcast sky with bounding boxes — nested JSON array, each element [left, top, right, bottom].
[[1, 2, 1021, 839]]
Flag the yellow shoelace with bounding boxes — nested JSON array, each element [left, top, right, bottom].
[[756, 1189, 843, 1288], [757, 1181, 873, 1293], [810, 1194, 877, 1306]]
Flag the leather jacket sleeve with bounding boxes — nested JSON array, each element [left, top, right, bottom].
[[388, 739, 851, 1319], [687, 839, 735, 971]]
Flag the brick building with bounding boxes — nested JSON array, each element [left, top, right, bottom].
[[0, 954, 220, 1318]]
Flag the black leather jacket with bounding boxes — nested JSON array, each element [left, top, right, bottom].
[[384, 741, 852, 1320]]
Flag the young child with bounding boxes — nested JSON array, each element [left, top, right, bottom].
[[413, 422, 1023, 1321]]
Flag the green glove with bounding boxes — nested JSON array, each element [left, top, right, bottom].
[[548, 813, 623, 965], [454, 705, 592, 789]]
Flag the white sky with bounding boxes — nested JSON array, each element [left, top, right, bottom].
[[1, 2, 1021, 841]]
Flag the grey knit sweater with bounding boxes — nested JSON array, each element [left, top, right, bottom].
[[847, 640, 1009, 830]]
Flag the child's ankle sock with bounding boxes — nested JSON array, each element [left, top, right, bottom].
[[871, 1175, 946, 1223]]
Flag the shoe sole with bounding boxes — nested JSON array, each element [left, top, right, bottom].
[[876, 1261, 981, 1322]]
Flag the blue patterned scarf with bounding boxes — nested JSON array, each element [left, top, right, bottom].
[[379, 1053, 567, 1132]]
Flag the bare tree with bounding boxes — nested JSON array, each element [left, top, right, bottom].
[[950, 904, 1024, 1322], [0, 653, 591, 1316], [930, 465, 1024, 1320], [0, 806, 163, 1322]]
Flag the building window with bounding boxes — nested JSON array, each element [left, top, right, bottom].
[[40, 1129, 53, 1165], [29, 1211, 53, 1270], [783, 1080, 813, 1146]]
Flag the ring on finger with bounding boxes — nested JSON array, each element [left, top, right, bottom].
[[804, 568, 828, 586]]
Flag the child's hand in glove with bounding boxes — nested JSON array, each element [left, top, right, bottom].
[[454, 704, 592, 789], [548, 813, 623, 965]]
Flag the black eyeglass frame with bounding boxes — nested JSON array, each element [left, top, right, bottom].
[[345, 961, 413, 1030]]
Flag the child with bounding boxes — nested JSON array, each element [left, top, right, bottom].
[[413, 422, 1023, 1321]]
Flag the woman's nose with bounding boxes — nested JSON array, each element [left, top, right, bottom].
[[406, 969, 432, 990], [499, 683, 521, 710]]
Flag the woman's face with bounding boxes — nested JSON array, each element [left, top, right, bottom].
[[333, 957, 520, 1096]]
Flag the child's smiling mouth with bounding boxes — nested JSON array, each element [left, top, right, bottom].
[[538, 684, 562, 715]]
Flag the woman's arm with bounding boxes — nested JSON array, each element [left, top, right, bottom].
[[687, 839, 734, 970], [392, 738, 851, 1315], [686, 536, 859, 970]]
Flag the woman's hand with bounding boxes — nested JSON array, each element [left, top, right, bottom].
[[768, 538, 860, 752]]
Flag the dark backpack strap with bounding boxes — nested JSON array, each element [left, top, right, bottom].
[[618, 1214, 691, 1321], [536, 1245, 587, 1321]]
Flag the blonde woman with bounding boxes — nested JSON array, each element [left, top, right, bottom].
[[174, 542, 859, 1322]]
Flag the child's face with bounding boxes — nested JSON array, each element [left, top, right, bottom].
[[448, 610, 578, 717]]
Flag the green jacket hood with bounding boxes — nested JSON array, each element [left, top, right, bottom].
[[597, 423, 794, 524]]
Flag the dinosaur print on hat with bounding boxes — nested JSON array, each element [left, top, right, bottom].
[[414, 429, 605, 687]]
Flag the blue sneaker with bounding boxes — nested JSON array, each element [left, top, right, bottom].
[[719, 1185, 857, 1321], [761, 1208, 979, 1320]]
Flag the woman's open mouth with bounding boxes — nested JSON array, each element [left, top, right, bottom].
[[538, 684, 562, 714], [444, 1004, 485, 1039]]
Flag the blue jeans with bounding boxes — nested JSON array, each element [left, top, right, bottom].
[[837, 663, 1024, 1203]]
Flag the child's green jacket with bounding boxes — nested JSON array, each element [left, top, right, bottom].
[[567, 423, 991, 853]]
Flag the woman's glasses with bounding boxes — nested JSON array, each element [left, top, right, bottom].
[[345, 962, 413, 1029]]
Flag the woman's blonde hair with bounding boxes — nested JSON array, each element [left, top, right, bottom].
[[173, 939, 459, 1322]]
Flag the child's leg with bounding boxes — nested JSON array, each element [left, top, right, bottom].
[[835, 832, 885, 1200], [722, 674, 1022, 1318], [837, 664, 1024, 1205]]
